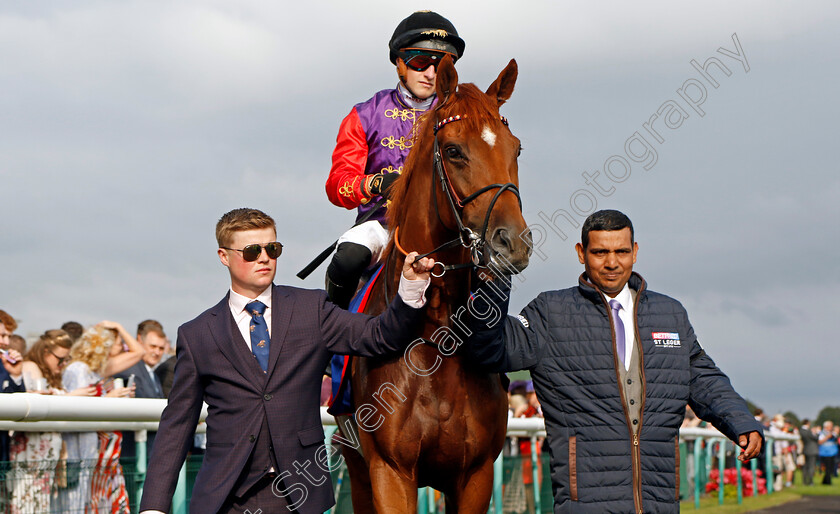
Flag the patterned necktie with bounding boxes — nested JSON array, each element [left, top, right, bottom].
[[609, 299, 626, 365], [247, 300, 270, 373]]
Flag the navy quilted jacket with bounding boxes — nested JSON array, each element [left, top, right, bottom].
[[467, 273, 762, 513]]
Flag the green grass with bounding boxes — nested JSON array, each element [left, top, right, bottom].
[[680, 471, 840, 513]]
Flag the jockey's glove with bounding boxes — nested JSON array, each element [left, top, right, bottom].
[[364, 172, 400, 198]]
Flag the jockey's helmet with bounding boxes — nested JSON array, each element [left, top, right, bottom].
[[389, 11, 465, 65]]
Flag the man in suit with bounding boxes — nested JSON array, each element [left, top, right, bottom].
[[800, 419, 820, 485], [117, 320, 167, 402], [140, 208, 433, 514], [116, 320, 167, 507]]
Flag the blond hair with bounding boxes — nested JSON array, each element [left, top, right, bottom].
[[215, 208, 276, 248], [70, 325, 117, 375]]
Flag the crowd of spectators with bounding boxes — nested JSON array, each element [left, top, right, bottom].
[[749, 410, 839, 489], [0, 308, 176, 514], [679, 407, 840, 492]]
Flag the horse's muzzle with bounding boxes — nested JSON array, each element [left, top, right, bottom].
[[485, 227, 531, 275]]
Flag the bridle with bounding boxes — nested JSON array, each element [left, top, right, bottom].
[[395, 113, 522, 277]]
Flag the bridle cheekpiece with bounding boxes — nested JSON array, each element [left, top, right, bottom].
[[396, 113, 521, 277]]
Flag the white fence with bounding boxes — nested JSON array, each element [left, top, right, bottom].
[[0, 393, 802, 514]]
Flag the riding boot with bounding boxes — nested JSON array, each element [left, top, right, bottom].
[[326, 242, 373, 310]]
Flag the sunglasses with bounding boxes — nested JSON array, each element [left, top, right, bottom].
[[400, 50, 454, 72], [49, 349, 70, 366], [221, 242, 283, 262]]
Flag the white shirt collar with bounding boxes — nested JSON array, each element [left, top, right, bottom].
[[229, 285, 273, 316], [608, 282, 633, 311]]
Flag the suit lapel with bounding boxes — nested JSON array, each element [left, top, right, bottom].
[[208, 293, 264, 390], [266, 285, 293, 381]]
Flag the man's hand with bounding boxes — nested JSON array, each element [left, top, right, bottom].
[[737, 431, 763, 461], [2, 349, 23, 378], [402, 251, 434, 281]]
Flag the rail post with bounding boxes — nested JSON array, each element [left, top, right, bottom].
[[717, 439, 725, 505], [135, 430, 147, 506], [490, 452, 503, 514], [693, 435, 702, 509], [765, 438, 774, 494]]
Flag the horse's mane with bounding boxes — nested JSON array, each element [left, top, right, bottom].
[[387, 83, 501, 230]]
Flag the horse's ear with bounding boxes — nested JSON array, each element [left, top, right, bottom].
[[486, 59, 518, 106], [435, 54, 458, 107]]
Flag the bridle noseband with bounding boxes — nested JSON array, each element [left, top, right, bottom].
[[396, 113, 522, 277]]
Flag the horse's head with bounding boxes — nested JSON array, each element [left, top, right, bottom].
[[428, 57, 531, 275]]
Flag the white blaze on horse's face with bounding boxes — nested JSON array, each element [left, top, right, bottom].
[[481, 125, 497, 148]]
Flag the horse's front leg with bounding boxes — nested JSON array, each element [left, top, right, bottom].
[[444, 459, 496, 514], [368, 455, 418, 513]]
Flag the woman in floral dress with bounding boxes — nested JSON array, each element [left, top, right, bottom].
[[8, 329, 95, 514]]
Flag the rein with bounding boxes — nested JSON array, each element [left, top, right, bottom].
[[393, 113, 522, 277], [393, 226, 471, 278]]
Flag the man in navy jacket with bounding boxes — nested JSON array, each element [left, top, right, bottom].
[[140, 208, 433, 514], [466, 210, 762, 513]]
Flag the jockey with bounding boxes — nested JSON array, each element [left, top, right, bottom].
[[324, 11, 465, 309]]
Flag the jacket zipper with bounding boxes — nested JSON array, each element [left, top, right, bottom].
[[633, 433, 642, 513], [604, 289, 645, 514], [633, 285, 646, 514]]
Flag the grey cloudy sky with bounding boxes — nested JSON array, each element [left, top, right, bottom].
[[2, 1, 838, 418]]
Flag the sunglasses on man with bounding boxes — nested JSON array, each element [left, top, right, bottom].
[[221, 242, 284, 262], [399, 50, 456, 72]]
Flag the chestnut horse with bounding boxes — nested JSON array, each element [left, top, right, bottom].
[[337, 57, 531, 513]]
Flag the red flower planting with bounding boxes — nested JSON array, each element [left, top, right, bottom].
[[705, 468, 767, 496]]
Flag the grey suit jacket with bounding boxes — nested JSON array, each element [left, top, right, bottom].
[[801, 425, 820, 456], [116, 361, 163, 400]]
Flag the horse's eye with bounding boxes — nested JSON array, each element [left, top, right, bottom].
[[445, 146, 463, 160], [517, 145, 523, 157]]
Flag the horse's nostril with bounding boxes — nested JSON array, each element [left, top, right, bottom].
[[493, 228, 512, 250]]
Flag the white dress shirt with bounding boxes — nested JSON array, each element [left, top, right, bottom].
[[607, 283, 635, 371]]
